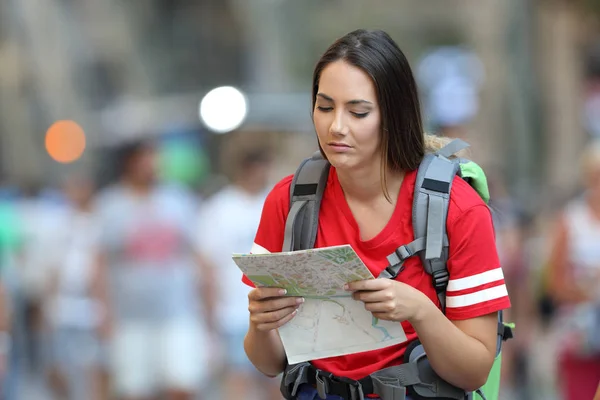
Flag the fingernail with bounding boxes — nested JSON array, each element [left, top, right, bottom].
[[343, 284, 349, 291], [279, 289, 287, 296], [292, 309, 298, 316], [296, 297, 305, 304]]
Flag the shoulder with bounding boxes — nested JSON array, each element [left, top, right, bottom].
[[201, 186, 241, 213], [263, 174, 294, 211], [447, 176, 490, 224], [95, 185, 123, 208]]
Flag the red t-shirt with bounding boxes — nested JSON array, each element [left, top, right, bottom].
[[243, 167, 511, 380]]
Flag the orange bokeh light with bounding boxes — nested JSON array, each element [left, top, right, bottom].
[[45, 120, 86, 163]]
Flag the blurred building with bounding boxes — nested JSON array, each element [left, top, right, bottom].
[[0, 0, 599, 212]]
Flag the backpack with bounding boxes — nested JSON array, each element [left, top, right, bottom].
[[281, 138, 513, 400]]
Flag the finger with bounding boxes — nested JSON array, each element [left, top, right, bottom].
[[345, 278, 388, 292], [252, 306, 299, 329], [364, 301, 395, 313], [371, 312, 396, 321], [249, 296, 304, 314], [352, 289, 394, 303], [256, 310, 298, 331], [249, 287, 288, 300]]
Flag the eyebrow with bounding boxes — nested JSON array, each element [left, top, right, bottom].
[[316, 93, 373, 105]]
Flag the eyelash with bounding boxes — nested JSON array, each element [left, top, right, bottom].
[[316, 106, 369, 119]]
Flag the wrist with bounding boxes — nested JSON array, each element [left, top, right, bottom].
[[410, 293, 438, 326]]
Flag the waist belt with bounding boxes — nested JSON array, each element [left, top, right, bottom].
[[280, 362, 408, 400], [306, 363, 378, 399], [280, 356, 469, 400]]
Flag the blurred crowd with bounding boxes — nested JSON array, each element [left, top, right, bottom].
[[0, 131, 599, 400], [0, 139, 284, 400], [0, 2, 599, 398]]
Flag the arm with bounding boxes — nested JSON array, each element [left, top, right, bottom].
[[239, 176, 295, 376], [194, 252, 218, 333], [90, 253, 112, 340], [244, 287, 300, 377], [0, 281, 9, 334], [411, 302, 497, 391], [349, 279, 498, 391], [351, 201, 510, 391], [41, 265, 60, 335], [244, 324, 287, 377], [0, 280, 10, 378], [546, 215, 590, 304]]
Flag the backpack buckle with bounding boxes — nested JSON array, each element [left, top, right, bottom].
[[383, 265, 404, 279], [395, 245, 413, 261], [432, 269, 449, 293]]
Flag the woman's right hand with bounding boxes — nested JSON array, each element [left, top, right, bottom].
[[248, 288, 304, 332]]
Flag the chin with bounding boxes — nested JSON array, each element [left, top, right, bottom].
[[325, 154, 358, 171]]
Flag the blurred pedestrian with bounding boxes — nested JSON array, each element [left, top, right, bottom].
[[93, 140, 214, 400], [546, 141, 600, 400], [195, 146, 282, 400], [43, 174, 107, 400]]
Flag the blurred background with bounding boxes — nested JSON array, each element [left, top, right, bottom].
[[1, 0, 600, 399]]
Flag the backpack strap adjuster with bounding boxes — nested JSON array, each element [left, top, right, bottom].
[[395, 244, 413, 260], [432, 269, 449, 293], [383, 264, 404, 280]]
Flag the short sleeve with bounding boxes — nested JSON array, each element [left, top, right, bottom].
[[241, 175, 292, 287], [445, 204, 511, 320]]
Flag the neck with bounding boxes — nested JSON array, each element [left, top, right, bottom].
[[124, 179, 152, 196], [336, 163, 404, 204], [235, 178, 265, 196], [77, 202, 93, 213]]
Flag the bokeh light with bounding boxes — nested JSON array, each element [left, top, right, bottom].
[[45, 120, 87, 163], [199, 86, 248, 134]]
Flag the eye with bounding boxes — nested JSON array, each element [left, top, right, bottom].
[[351, 112, 369, 119], [316, 106, 333, 112]]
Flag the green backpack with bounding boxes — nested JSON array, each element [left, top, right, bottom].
[[280, 138, 513, 400]]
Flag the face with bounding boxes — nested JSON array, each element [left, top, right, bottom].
[[64, 176, 94, 207], [128, 147, 158, 185], [313, 60, 382, 172], [243, 161, 271, 191]]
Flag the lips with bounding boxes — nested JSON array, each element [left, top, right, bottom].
[[327, 142, 351, 148]]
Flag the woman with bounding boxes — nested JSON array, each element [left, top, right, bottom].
[[546, 142, 600, 400], [243, 29, 511, 400]]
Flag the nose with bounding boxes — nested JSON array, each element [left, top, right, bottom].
[[329, 110, 349, 136]]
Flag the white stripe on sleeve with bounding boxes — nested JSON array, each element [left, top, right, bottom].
[[447, 268, 505, 292], [250, 242, 271, 255], [446, 284, 508, 308]]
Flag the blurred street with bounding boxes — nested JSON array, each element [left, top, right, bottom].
[[1, 1, 600, 399]]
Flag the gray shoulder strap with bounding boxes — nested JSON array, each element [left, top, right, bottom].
[[413, 152, 461, 311], [379, 140, 470, 292], [282, 151, 330, 252], [434, 138, 470, 158]]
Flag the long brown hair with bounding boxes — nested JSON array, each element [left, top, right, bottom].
[[312, 29, 425, 201]]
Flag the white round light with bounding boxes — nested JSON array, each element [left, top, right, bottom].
[[199, 86, 248, 134]]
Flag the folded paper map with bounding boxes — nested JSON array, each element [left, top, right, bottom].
[[232, 244, 407, 364]]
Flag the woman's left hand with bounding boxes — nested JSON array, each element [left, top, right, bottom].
[[346, 279, 433, 323]]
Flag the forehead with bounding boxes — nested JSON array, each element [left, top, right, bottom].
[[318, 60, 377, 102]]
